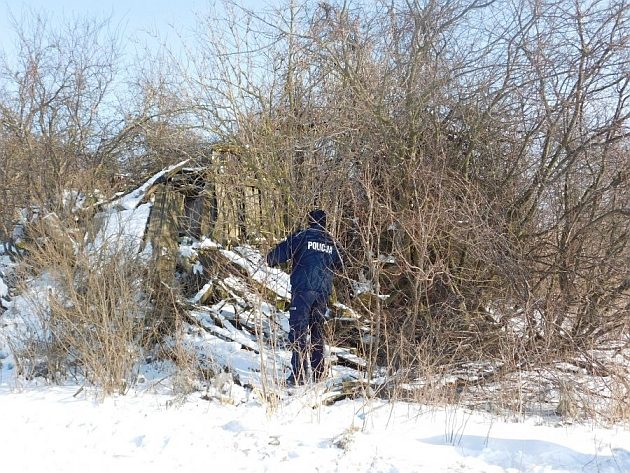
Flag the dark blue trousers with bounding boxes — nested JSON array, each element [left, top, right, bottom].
[[288, 290, 327, 381]]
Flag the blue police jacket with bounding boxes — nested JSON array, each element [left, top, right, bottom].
[[266, 224, 342, 296]]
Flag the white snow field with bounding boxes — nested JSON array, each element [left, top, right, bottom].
[[0, 378, 629, 473]]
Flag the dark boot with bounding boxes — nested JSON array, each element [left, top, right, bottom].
[[286, 373, 304, 387]]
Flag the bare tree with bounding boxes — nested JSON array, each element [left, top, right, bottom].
[[180, 0, 629, 377], [0, 9, 125, 231]]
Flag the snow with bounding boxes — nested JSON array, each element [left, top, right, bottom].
[[0, 252, 16, 310], [0, 276, 7, 299], [90, 203, 152, 256], [0, 273, 57, 361], [224, 244, 292, 301], [192, 281, 213, 304], [192, 261, 203, 275], [108, 159, 189, 211], [0, 382, 628, 473], [62, 190, 86, 212]]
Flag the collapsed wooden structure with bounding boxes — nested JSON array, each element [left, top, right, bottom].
[[92, 150, 372, 399], [141, 148, 264, 244]]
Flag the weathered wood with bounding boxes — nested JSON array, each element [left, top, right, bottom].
[[206, 150, 268, 244], [145, 185, 184, 333], [139, 160, 191, 205], [146, 185, 183, 274], [320, 379, 370, 405], [187, 308, 261, 353]]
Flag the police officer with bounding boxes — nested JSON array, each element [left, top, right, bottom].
[[266, 209, 342, 386]]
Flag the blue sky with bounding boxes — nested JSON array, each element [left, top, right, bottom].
[[1, 0, 205, 54], [0, 0, 269, 64]]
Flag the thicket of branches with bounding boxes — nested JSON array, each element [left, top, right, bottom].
[[1, 1, 628, 386], [179, 0, 629, 371]]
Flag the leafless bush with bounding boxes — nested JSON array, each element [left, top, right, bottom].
[[11, 214, 152, 394], [0, 10, 127, 231], [2, 0, 628, 413], [175, 0, 628, 410]]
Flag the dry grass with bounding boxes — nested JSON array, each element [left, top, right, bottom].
[[11, 215, 152, 393]]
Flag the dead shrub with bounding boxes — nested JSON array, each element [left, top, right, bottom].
[[12, 215, 151, 394]]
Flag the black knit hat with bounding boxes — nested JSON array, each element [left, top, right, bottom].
[[308, 209, 326, 228]]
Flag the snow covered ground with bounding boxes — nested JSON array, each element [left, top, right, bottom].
[[1, 376, 629, 473], [1, 167, 629, 473]]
